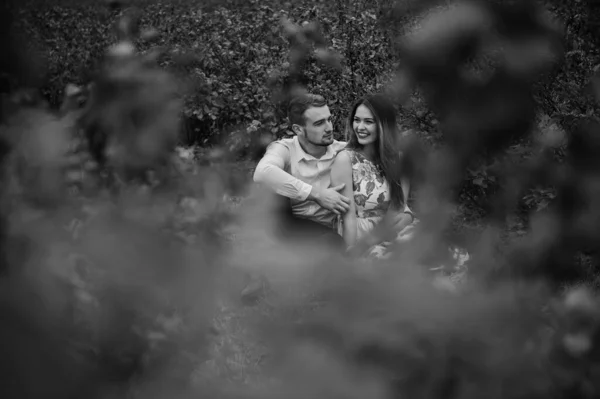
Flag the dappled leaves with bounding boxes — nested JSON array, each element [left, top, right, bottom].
[[21, 0, 407, 144]]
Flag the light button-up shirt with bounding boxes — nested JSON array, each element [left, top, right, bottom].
[[253, 136, 347, 228]]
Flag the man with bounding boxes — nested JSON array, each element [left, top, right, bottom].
[[253, 93, 350, 245], [241, 93, 349, 302]]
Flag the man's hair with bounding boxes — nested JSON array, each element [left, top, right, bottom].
[[287, 93, 327, 126]]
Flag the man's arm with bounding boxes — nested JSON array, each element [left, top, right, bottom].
[[253, 141, 350, 212], [253, 142, 313, 201]]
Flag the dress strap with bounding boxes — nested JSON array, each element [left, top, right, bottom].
[[351, 150, 380, 172]]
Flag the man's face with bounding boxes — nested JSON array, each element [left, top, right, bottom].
[[296, 105, 334, 147]]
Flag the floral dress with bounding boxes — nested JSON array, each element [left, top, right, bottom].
[[336, 149, 408, 258], [336, 149, 470, 284]]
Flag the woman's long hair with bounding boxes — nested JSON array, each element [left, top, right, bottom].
[[345, 94, 405, 209]]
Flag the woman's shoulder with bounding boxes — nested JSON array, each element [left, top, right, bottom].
[[335, 147, 358, 163], [333, 148, 352, 162], [331, 148, 353, 180]]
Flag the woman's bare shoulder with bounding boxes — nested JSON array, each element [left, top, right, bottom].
[[332, 150, 353, 177], [331, 149, 353, 182], [333, 148, 352, 165]]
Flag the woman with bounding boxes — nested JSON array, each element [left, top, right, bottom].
[[331, 94, 416, 259]]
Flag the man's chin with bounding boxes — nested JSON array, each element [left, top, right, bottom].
[[308, 138, 333, 147]]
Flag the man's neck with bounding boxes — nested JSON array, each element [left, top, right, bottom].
[[298, 137, 328, 158]]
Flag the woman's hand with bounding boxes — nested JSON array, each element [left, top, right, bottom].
[[346, 241, 369, 258], [389, 211, 414, 234]]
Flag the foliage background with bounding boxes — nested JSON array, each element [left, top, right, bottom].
[[17, 0, 414, 141], [14, 0, 600, 219]]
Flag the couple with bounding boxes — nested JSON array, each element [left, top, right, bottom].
[[253, 92, 416, 259]]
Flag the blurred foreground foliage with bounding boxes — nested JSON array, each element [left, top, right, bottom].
[[3, 0, 600, 399]]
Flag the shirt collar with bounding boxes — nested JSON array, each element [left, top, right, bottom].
[[293, 136, 338, 162]]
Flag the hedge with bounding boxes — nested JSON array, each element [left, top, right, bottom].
[[16, 0, 420, 146]]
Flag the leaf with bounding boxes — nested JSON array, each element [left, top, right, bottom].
[[355, 194, 368, 207], [212, 98, 225, 108], [377, 192, 386, 204], [366, 181, 375, 196]]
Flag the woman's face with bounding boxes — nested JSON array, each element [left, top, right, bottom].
[[353, 104, 378, 146]]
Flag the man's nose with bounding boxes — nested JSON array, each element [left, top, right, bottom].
[[326, 120, 333, 132]]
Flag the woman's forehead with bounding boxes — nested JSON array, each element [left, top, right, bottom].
[[355, 104, 374, 118]]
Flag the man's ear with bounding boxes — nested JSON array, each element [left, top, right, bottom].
[[291, 124, 304, 136]]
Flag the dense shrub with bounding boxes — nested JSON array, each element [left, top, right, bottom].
[[16, 0, 410, 145]]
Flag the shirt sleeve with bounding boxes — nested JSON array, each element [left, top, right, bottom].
[[253, 142, 313, 201]]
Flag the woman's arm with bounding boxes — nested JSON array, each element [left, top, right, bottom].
[[382, 176, 414, 239], [331, 151, 357, 247], [401, 176, 412, 213]]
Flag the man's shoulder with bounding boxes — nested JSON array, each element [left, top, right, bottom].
[[265, 137, 346, 155], [268, 136, 295, 148], [265, 137, 295, 153]]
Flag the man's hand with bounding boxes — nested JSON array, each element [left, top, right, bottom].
[[309, 184, 350, 215]]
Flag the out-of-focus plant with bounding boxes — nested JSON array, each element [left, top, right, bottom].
[[4, 1, 600, 399], [0, 4, 228, 399]]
